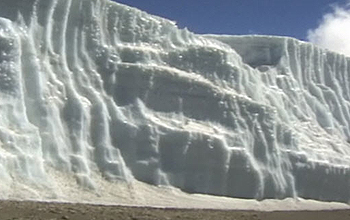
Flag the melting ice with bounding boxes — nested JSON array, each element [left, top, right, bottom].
[[0, 0, 349, 205]]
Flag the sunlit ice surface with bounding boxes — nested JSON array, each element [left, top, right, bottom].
[[0, 0, 348, 210]]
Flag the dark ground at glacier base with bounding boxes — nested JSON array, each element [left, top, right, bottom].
[[0, 200, 349, 220]]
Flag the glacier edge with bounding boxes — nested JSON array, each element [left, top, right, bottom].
[[0, 0, 348, 204]]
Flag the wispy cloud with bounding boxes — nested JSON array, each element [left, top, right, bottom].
[[307, 2, 350, 57]]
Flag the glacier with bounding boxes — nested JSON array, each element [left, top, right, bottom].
[[0, 0, 349, 205]]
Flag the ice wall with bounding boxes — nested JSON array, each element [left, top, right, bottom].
[[0, 0, 349, 203]]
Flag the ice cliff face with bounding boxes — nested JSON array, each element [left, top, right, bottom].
[[0, 0, 349, 203]]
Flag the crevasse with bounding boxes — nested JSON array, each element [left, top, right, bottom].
[[0, 0, 349, 203]]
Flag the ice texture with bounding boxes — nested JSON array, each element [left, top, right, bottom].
[[0, 0, 349, 204]]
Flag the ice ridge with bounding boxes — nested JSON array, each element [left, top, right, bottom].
[[0, 0, 349, 203]]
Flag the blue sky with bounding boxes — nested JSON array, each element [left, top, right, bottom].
[[113, 0, 350, 56]]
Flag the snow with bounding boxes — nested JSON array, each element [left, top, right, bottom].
[[0, 0, 349, 210]]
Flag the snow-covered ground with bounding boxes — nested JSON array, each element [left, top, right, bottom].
[[0, 0, 349, 208]]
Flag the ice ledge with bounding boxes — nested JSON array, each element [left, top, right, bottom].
[[205, 34, 350, 70]]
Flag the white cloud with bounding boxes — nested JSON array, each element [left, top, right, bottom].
[[307, 3, 350, 57]]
